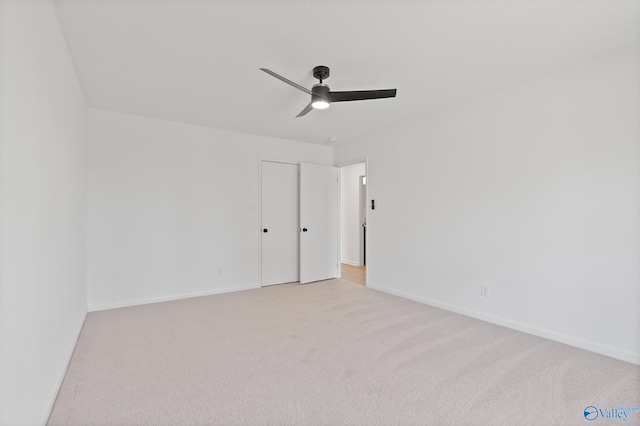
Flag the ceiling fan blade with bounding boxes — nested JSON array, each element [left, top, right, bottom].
[[260, 68, 313, 95], [329, 89, 397, 103], [296, 103, 314, 118]]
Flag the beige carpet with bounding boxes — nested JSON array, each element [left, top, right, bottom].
[[49, 279, 640, 425]]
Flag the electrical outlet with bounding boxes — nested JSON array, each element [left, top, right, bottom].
[[480, 284, 489, 297], [217, 268, 223, 276]]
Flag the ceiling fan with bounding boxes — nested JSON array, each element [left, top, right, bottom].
[[260, 65, 397, 117]]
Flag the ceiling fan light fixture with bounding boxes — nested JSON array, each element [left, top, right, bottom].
[[312, 99, 330, 109], [311, 84, 331, 109]]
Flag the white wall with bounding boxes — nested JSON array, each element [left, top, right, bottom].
[[334, 45, 640, 364], [340, 162, 366, 265], [0, 1, 88, 425], [88, 109, 332, 310]]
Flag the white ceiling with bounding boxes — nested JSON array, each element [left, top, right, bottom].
[[53, 0, 640, 145]]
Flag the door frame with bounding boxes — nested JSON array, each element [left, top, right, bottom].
[[359, 174, 366, 267], [336, 157, 369, 286]]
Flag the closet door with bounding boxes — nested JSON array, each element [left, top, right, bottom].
[[261, 161, 299, 286], [299, 163, 338, 284]]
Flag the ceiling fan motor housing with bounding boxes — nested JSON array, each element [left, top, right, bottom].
[[312, 84, 330, 103]]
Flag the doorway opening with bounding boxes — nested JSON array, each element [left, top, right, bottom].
[[339, 161, 367, 286]]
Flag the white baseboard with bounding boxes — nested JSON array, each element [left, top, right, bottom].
[[45, 310, 87, 425], [341, 260, 361, 266], [88, 284, 261, 312], [367, 282, 640, 365]]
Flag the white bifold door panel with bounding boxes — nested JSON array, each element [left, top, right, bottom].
[[261, 161, 300, 286], [300, 163, 339, 284]]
